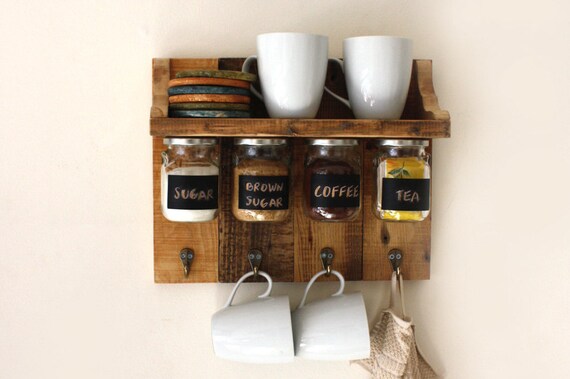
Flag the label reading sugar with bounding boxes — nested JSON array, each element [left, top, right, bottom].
[[167, 175, 218, 210], [381, 178, 430, 211], [238, 175, 289, 210], [310, 174, 361, 208]]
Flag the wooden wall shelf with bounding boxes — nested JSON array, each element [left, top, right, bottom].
[[150, 57, 450, 283]]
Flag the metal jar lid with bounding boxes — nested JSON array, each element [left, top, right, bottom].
[[163, 137, 217, 146], [307, 139, 359, 146], [376, 139, 429, 147], [234, 138, 288, 146]]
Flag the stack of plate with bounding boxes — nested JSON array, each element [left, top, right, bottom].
[[168, 70, 257, 118]]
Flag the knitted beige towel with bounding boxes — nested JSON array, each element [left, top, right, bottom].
[[355, 272, 438, 379]]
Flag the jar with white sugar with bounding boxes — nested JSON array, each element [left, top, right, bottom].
[[161, 138, 219, 222]]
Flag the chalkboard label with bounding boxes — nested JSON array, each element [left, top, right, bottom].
[[381, 178, 430, 211], [167, 175, 218, 210], [238, 175, 289, 210], [310, 174, 361, 208]]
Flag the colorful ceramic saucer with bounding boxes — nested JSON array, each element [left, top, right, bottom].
[[168, 85, 250, 96], [168, 77, 251, 89], [169, 94, 251, 104], [169, 109, 251, 118], [175, 69, 256, 82], [169, 102, 250, 111]]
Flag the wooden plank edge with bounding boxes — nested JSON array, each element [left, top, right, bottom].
[[150, 118, 450, 138], [151, 58, 170, 118]]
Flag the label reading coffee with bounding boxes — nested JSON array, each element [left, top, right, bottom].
[[238, 175, 289, 210], [167, 175, 218, 210], [310, 174, 360, 208], [381, 178, 430, 211]]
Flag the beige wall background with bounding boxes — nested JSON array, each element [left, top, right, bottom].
[[1, 0, 569, 378]]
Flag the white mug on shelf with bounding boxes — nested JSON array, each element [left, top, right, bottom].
[[326, 36, 413, 119], [211, 271, 295, 363], [242, 32, 329, 118], [292, 269, 370, 360]]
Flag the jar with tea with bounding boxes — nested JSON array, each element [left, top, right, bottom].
[[161, 138, 219, 222], [232, 139, 291, 222], [305, 139, 361, 221], [374, 139, 431, 222]]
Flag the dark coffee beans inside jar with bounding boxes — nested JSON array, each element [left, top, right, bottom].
[[304, 139, 361, 221]]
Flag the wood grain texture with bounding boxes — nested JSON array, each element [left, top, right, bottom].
[[151, 118, 449, 138], [152, 137, 218, 283], [293, 139, 363, 282], [218, 138, 294, 282], [151, 59, 450, 139], [362, 141, 431, 280], [152, 58, 220, 283], [150, 58, 449, 282], [151, 59, 170, 118], [415, 60, 450, 121]]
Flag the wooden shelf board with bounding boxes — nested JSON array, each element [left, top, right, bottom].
[[150, 117, 450, 139]]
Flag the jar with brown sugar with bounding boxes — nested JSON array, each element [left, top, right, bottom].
[[232, 139, 291, 222], [304, 139, 361, 221]]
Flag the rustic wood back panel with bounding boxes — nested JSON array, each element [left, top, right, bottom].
[[151, 58, 449, 282]]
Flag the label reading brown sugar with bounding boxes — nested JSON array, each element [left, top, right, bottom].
[[238, 175, 289, 210]]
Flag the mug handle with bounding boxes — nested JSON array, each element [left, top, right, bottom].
[[242, 55, 264, 101], [324, 58, 351, 109], [297, 269, 345, 309], [223, 270, 273, 308]]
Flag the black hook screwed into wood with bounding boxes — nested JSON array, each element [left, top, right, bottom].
[[180, 248, 194, 277], [320, 248, 335, 276], [388, 249, 403, 277], [248, 249, 263, 279]]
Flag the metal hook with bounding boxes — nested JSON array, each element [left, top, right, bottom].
[[248, 249, 263, 279], [388, 249, 403, 277], [179, 248, 194, 277], [320, 248, 334, 277]]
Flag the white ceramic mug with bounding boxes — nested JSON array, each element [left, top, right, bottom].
[[292, 270, 370, 360], [211, 271, 295, 363], [326, 36, 413, 119], [242, 32, 329, 118]]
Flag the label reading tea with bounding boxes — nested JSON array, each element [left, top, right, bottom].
[[381, 178, 430, 211], [238, 175, 289, 210], [310, 174, 360, 208], [167, 175, 218, 210]]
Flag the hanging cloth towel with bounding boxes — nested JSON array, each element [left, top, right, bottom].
[[355, 272, 438, 379]]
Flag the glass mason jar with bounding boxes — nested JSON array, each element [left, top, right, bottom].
[[232, 138, 291, 222], [374, 139, 431, 222], [304, 139, 361, 221], [161, 138, 219, 222]]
